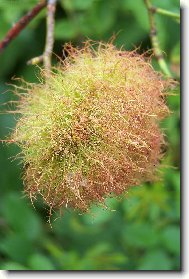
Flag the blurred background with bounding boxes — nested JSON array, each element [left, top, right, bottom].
[[0, 0, 180, 271]]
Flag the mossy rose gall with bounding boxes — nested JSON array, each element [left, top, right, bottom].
[[12, 43, 171, 212]]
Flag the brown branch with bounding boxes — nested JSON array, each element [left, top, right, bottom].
[[0, 0, 47, 54], [144, 0, 172, 77]]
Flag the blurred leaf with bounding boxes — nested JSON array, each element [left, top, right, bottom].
[[160, 226, 180, 254], [85, 243, 111, 258], [61, 0, 95, 11], [167, 86, 180, 111], [122, 0, 149, 31], [163, 115, 179, 147], [82, 0, 116, 36], [138, 250, 172, 270], [0, 0, 40, 23], [55, 19, 78, 40], [83, 205, 114, 225], [43, 239, 81, 270], [78, 243, 127, 270], [155, 16, 168, 50], [0, 235, 34, 263], [114, 17, 147, 49], [152, 0, 179, 12], [122, 223, 159, 249], [1, 193, 42, 240], [124, 183, 170, 221], [0, 262, 27, 270], [28, 254, 55, 270], [171, 42, 180, 64], [44, 240, 65, 261], [170, 42, 180, 77]]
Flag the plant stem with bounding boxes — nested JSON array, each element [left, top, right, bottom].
[[155, 8, 180, 20], [144, 0, 172, 77], [28, 0, 57, 75], [43, 0, 57, 74]]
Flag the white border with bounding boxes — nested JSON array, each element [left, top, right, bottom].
[[181, 0, 189, 278], [1, 1, 187, 279]]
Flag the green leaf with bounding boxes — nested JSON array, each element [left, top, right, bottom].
[[81, 0, 116, 36], [1, 193, 42, 241], [83, 204, 115, 225], [85, 243, 111, 258], [0, 235, 34, 264], [122, 223, 159, 249], [171, 41, 180, 64], [28, 254, 55, 270], [160, 226, 180, 254], [0, 262, 27, 270], [122, 0, 149, 31], [61, 0, 95, 11], [138, 250, 172, 270], [0, 0, 38, 23], [152, 0, 180, 12], [55, 19, 78, 40], [81, 243, 127, 270]]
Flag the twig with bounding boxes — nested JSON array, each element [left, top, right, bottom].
[[0, 0, 46, 54], [144, 0, 172, 77], [155, 8, 180, 21], [44, 0, 57, 74], [28, 0, 57, 75]]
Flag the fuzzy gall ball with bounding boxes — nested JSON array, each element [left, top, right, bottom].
[[12, 43, 170, 212]]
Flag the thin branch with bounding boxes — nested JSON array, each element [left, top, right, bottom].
[[0, 0, 47, 54], [27, 55, 44, 65], [28, 0, 57, 75], [44, 0, 57, 74], [144, 0, 172, 77], [155, 8, 180, 21]]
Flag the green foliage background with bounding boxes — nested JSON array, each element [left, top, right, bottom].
[[0, 0, 180, 271]]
